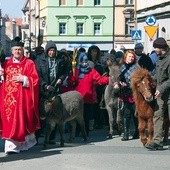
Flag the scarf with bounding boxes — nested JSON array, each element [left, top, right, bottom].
[[78, 64, 91, 78], [48, 57, 57, 83], [120, 63, 138, 84]]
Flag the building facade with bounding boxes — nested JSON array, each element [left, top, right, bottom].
[[39, 0, 115, 51], [136, 0, 170, 53], [22, 0, 37, 51], [2, 0, 170, 54], [0, 9, 5, 50], [0, 14, 22, 55], [22, 0, 170, 53], [115, 0, 135, 50], [22, 0, 135, 52]]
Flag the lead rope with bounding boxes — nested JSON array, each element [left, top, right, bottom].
[[117, 84, 124, 110], [117, 98, 124, 110]]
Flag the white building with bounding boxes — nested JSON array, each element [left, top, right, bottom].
[[136, 0, 170, 53]]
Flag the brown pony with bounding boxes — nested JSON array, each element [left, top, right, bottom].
[[131, 68, 156, 146]]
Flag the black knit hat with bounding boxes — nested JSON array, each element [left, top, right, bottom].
[[153, 37, 168, 49], [11, 36, 24, 47]]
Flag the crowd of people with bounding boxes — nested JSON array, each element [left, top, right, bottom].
[[0, 36, 169, 154]]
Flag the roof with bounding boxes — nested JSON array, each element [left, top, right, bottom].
[[9, 18, 23, 26]]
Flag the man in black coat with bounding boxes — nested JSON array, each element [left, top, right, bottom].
[[34, 40, 67, 143], [145, 37, 170, 150], [134, 43, 155, 73], [35, 41, 67, 97]]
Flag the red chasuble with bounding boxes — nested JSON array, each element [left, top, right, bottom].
[[0, 56, 40, 142]]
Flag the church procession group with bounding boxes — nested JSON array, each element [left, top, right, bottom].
[[0, 35, 170, 155]]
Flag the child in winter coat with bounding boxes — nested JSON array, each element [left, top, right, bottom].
[[67, 53, 109, 135]]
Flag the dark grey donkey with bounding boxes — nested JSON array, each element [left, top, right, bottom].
[[104, 59, 124, 139], [43, 91, 87, 148]]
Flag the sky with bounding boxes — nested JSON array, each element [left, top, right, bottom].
[[0, 0, 25, 18]]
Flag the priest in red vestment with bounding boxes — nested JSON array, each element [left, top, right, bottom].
[[0, 37, 40, 154]]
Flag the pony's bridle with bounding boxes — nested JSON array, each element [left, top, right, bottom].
[[137, 79, 153, 102]]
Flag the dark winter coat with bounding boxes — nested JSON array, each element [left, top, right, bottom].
[[34, 41, 67, 97], [154, 50, 170, 100], [137, 53, 154, 72], [119, 63, 139, 102]]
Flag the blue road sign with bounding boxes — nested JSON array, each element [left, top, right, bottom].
[[131, 30, 142, 40], [145, 15, 156, 26]]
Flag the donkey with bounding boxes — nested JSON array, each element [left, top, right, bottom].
[[104, 59, 124, 139], [43, 90, 87, 148]]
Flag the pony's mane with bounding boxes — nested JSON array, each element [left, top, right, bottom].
[[130, 68, 153, 99], [131, 68, 151, 87]]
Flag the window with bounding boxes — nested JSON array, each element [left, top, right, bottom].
[[23, 16, 26, 23], [59, 23, 66, 35], [94, 0, 101, 6], [94, 23, 101, 35], [125, 18, 132, 35], [59, 0, 66, 5], [77, 0, 83, 5], [125, 0, 133, 5], [76, 23, 84, 35]]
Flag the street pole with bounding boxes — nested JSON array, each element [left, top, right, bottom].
[[112, 0, 115, 49], [134, 0, 137, 44], [134, 0, 137, 29]]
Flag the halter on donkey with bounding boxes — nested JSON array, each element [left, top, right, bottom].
[[104, 59, 125, 139]]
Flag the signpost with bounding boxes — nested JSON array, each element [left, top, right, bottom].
[[144, 26, 158, 40], [145, 15, 156, 26], [144, 15, 158, 40], [131, 30, 142, 40]]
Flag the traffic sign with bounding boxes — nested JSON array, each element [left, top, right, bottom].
[[145, 15, 156, 26], [131, 30, 142, 40], [144, 26, 158, 40]]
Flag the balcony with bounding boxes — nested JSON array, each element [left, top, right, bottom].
[[123, 7, 134, 19]]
